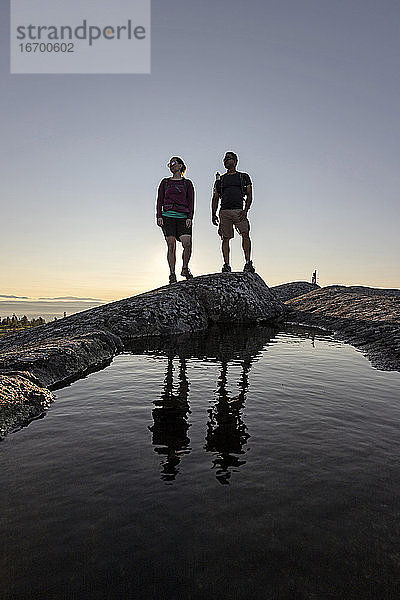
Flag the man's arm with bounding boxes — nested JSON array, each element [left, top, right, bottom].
[[211, 189, 220, 225], [244, 185, 252, 213], [238, 185, 252, 221]]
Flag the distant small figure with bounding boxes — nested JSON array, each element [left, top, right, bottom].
[[54, 317, 57, 321], [63, 311, 67, 318], [311, 270, 317, 285]]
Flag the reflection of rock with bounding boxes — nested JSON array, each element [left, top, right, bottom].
[[286, 285, 400, 371], [129, 324, 278, 364], [0, 274, 285, 437]]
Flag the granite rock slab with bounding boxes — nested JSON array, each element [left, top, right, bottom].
[[285, 285, 400, 371], [0, 273, 286, 437], [0, 371, 54, 438]]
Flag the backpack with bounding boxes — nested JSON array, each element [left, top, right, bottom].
[[162, 177, 190, 213], [163, 177, 189, 198], [218, 172, 248, 198]]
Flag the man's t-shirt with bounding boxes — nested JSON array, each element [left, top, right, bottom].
[[215, 172, 252, 210]]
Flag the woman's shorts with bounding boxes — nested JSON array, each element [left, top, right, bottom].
[[162, 216, 192, 239], [218, 209, 250, 239]]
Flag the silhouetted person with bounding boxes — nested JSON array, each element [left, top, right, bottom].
[[148, 357, 191, 482], [156, 156, 195, 284], [205, 358, 251, 485], [212, 151, 255, 273], [311, 270, 317, 285]]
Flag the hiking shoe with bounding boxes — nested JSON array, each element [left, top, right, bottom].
[[243, 261, 255, 273], [221, 263, 232, 273], [169, 273, 177, 284], [181, 267, 193, 279]]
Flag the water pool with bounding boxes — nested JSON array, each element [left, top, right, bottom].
[[1, 326, 400, 599]]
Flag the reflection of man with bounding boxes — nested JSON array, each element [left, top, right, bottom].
[[212, 151, 255, 273], [205, 359, 251, 485], [148, 358, 191, 482]]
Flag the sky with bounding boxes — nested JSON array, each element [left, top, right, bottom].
[[1, 0, 399, 302]]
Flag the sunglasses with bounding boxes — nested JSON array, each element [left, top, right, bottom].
[[168, 160, 180, 168]]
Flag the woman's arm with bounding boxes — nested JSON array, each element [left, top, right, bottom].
[[186, 179, 195, 219], [156, 179, 166, 223]]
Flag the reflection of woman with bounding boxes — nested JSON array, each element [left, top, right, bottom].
[[156, 157, 195, 284], [148, 358, 191, 482]]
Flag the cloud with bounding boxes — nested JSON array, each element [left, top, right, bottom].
[[0, 294, 30, 299], [38, 296, 104, 302]]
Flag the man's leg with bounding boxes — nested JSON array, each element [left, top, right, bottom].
[[241, 232, 251, 262], [222, 237, 230, 265], [219, 211, 233, 269], [166, 236, 176, 274], [180, 235, 192, 268]]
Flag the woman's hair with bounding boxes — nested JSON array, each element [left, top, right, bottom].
[[169, 156, 186, 174]]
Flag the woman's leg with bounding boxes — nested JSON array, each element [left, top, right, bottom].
[[180, 234, 192, 269], [166, 236, 176, 274]]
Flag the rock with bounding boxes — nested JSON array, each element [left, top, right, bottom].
[[0, 330, 123, 389], [285, 285, 400, 371], [0, 273, 286, 437], [271, 281, 320, 302], [0, 371, 54, 437], [4, 275, 397, 439]]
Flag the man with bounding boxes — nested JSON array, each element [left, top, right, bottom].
[[211, 151, 255, 273]]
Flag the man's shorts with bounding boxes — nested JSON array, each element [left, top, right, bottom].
[[218, 209, 250, 239], [162, 216, 192, 239]]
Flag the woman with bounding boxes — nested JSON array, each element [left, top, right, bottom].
[[156, 156, 195, 284]]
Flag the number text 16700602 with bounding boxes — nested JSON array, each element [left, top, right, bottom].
[[19, 42, 74, 53]]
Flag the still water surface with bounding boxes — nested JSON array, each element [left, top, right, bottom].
[[2, 326, 400, 599]]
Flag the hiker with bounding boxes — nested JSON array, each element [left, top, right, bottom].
[[211, 151, 255, 273], [156, 156, 195, 284]]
